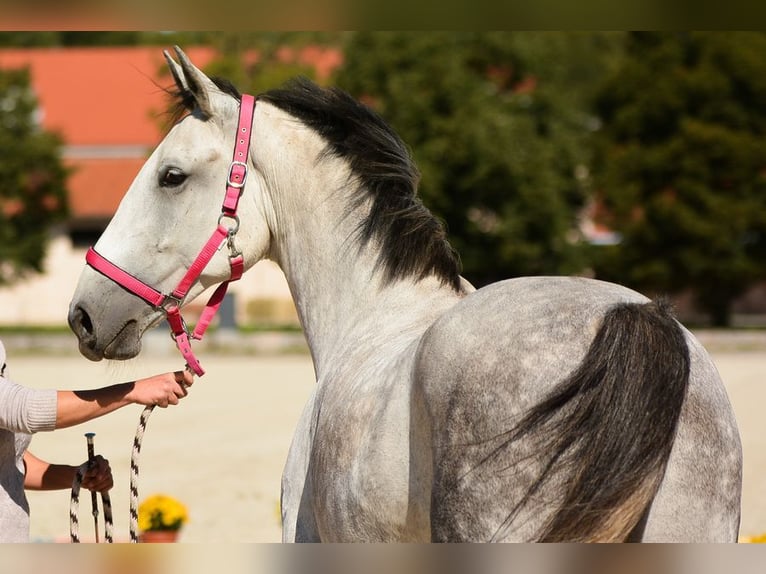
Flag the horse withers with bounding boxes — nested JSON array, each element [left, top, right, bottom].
[[68, 46, 742, 542]]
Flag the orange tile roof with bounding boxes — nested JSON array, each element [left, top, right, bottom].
[[0, 46, 216, 145], [0, 45, 343, 220], [0, 46, 215, 220], [0, 46, 216, 221]]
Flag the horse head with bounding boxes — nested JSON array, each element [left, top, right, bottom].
[[68, 47, 272, 363]]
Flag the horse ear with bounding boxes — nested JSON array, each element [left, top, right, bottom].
[[171, 45, 216, 118], [163, 49, 188, 93]]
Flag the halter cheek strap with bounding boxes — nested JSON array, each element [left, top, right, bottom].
[[85, 94, 257, 376]]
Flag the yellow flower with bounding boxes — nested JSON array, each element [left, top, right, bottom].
[[137, 494, 189, 532]]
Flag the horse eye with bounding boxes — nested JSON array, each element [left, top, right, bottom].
[[159, 167, 187, 188]]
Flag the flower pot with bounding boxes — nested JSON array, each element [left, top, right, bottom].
[[139, 530, 180, 543]]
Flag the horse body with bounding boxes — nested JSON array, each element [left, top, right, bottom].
[[68, 47, 742, 542], [283, 275, 741, 542]]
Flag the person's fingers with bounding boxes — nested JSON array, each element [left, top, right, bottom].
[[83, 475, 113, 492], [172, 370, 192, 397], [173, 382, 187, 398], [82, 456, 113, 491], [144, 371, 194, 407], [87, 454, 108, 472], [180, 369, 194, 388], [86, 477, 113, 492]]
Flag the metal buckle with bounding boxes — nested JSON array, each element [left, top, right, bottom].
[[227, 161, 248, 189], [161, 294, 183, 312]]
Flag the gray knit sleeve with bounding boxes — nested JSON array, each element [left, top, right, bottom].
[[0, 377, 57, 433]]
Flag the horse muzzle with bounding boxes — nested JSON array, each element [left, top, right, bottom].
[[68, 301, 144, 361], [68, 269, 155, 361]]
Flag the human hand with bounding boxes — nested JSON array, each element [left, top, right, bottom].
[[80, 454, 113, 493], [127, 370, 194, 408]]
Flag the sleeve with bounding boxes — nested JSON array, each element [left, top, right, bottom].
[[0, 376, 58, 433]]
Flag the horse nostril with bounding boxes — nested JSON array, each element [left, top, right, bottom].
[[70, 304, 94, 339], [68, 303, 105, 361], [80, 307, 93, 336]]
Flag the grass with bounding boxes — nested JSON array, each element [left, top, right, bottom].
[[0, 324, 73, 335]]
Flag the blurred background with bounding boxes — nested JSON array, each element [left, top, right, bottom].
[[0, 31, 765, 331]]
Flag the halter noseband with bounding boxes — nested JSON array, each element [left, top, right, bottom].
[[85, 94, 257, 376]]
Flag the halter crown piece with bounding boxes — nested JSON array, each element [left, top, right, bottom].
[[85, 94, 257, 376]]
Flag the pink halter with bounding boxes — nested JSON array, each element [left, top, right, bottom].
[[85, 94, 257, 376]]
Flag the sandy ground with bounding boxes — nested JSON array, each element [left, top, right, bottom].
[[6, 335, 765, 543]]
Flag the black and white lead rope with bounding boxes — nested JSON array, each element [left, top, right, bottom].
[[69, 374, 189, 543], [69, 462, 114, 543], [128, 403, 155, 542]]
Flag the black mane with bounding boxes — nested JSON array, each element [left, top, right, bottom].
[[259, 77, 461, 291]]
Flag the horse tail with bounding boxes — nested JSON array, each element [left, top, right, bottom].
[[506, 298, 690, 542]]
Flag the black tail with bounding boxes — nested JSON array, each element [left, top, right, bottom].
[[499, 299, 690, 542]]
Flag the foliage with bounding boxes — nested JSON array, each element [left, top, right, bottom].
[[0, 67, 68, 285], [202, 32, 347, 95], [138, 494, 189, 532], [591, 32, 766, 325], [335, 32, 621, 286]]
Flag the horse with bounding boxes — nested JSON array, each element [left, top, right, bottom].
[[67, 46, 742, 542]]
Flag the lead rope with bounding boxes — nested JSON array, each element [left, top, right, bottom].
[[128, 404, 154, 542], [69, 375, 190, 543], [69, 464, 114, 543]]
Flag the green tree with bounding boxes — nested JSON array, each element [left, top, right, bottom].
[[591, 32, 766, 326], [202, 32, 347, 95], [0, 67, 68, 283], [335, 32, 619, 285]]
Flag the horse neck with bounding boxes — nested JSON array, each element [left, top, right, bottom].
[[269, 183, 460, 377], [252, 103, 463, 374]]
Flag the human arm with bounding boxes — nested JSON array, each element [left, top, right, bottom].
[[23, 450, 113, 492], [54, 370, 193, 429]]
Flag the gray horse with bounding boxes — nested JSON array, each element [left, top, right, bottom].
[[68, 47, 741, 542]]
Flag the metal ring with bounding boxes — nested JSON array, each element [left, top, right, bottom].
[[218, 213, 240, 235]]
